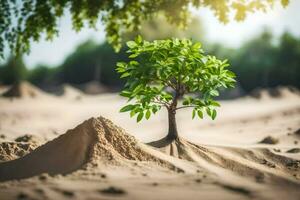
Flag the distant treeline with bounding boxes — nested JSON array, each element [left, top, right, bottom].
[[0, 31, 300, 93], [209, 31, 300, 92], [0, 41, 128, 89]]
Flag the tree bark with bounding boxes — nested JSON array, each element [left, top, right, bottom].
[[167, 109, 178, 140], [166, 83, 183, 140]]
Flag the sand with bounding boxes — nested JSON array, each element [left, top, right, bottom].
[[61, 84, 84, 100], [1, 81, 49, 98], [78, 81, 108, 94], [0, 84, 299, 200]]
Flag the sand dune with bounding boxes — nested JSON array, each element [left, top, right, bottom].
[[2, 81, 49, 98], [61, 84, 84, 99], [0, 117, 176, 181], [251, 86, 300, 100], [0, 116, 299, 197], [0, 141, 38, 162], [0, 87, 299, 200]]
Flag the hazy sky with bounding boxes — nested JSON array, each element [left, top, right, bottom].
[[19, 0, 300, 68]]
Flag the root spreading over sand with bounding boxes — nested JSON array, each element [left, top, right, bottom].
[[149, 137, 300, 185]]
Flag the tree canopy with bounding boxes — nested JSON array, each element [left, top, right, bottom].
[[117, 37, 235, 122], [0, 0, 289, 58], [117, 37, 235, 139]]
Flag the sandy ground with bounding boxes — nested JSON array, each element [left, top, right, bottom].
[[0, 84, 299, 200]]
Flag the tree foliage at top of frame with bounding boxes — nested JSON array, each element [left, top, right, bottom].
[[0, 0, 289, 58]]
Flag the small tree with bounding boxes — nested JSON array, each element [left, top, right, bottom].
[[117, 37, 236, 140]]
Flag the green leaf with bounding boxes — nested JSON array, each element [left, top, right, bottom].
[[197, 110, 203, 119], [211, 109, 217, 120], [192, 109, 196, 119], [129, 60, 138, 65], [182, 100, 189, 105], [137, 112, 144, 122], [120, 90, 131, 98], [227, 71, 236, 78], [182, 76, 189, 83], [210, 90, 219, 96], [145, 110, 151, 119], [192, 42, 201, 49], [120, 105, 134, 112], [130, 110, 136, 117], [211, 101, 220, 107], [129, 53, 138, 58], [152, 106, 158, 114], [135, 35, 142, 44], [116, 62, 126, 68], [120, 72, 130, 78], [127, 41, 137, 48], [206, 108, 211, 116]]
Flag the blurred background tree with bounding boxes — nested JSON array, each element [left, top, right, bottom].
[[55, 40, 127, 87], [0, 0, 288, 57], [28, 64, 55, 85], [229, 30, 300, 92], [0, 56, 27, 85], [231, 30, 276, 91]]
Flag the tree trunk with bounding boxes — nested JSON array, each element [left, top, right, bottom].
[[167, 109, 178, 140]]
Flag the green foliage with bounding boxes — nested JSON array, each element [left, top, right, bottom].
[[58, 40, 100, 84], [117, 37, 235, 122], [57, 40, 127, 86], [0, 56, 27, 84], [225, 31, 300, 91], [123, 15, 204, 42], [0, 0, 288, 57], [28, 65, 54, 85]]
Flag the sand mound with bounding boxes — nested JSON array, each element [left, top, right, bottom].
[[62, 84, 83, 99], [78, 81, 108, 94], [0, 117, 170, 181], [0, 142, 38, 162], [2, 81, 46, 98], [251, 86, 300, 100], [1, 116, 299, 185], [0, 85, 9, 95]]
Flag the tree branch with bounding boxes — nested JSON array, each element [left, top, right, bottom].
[[175, 105, 197, 110], [152, 97, 171, 108], [158, 79, 176, 90]]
